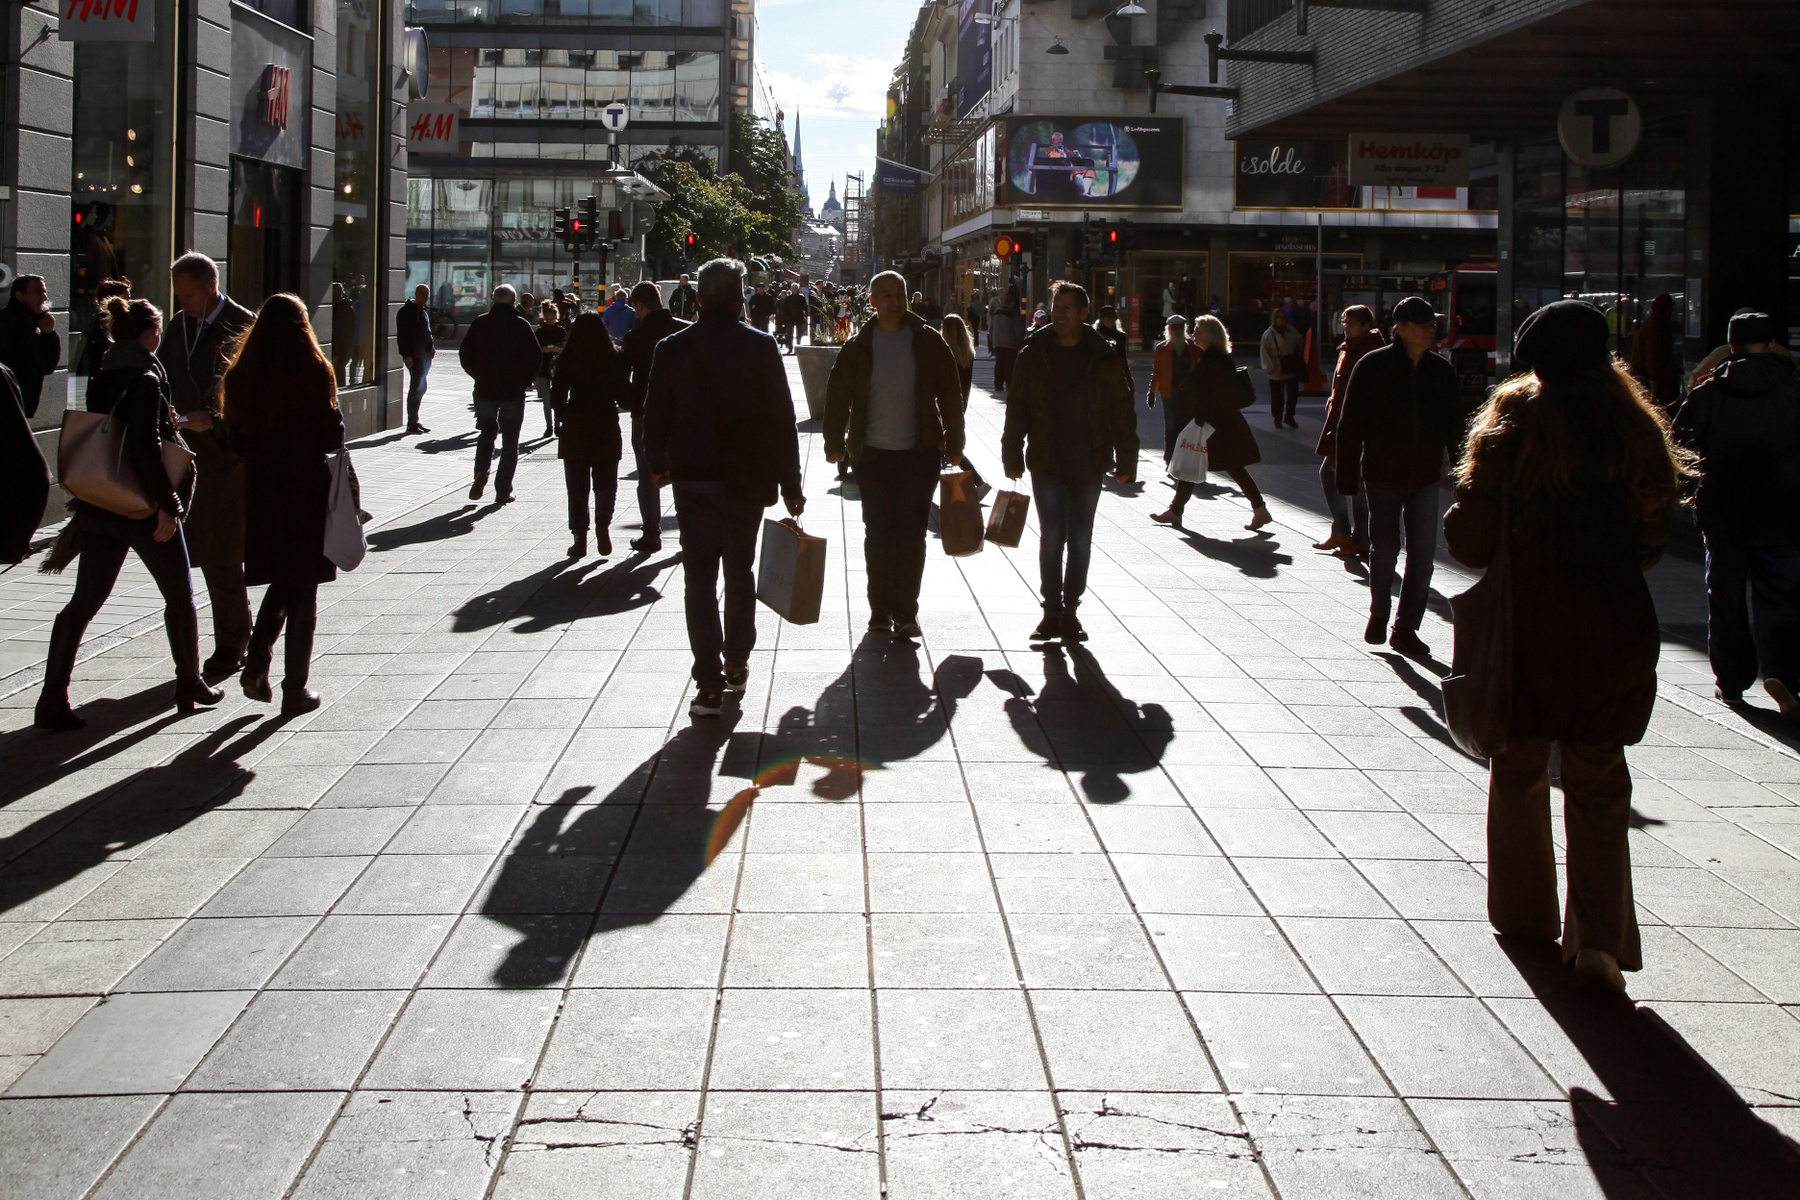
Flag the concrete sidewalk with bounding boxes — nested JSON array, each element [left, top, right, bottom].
[[2, 350, 1797, 1198]]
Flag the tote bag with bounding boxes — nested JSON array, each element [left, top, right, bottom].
[[1167, 421, 1210, 484], [756, 517, 827, 624], [1442, 498, 1512, 759], [58, 409, 193, 520], [322, 448, 367, 571], [938, 470, 985, 556]]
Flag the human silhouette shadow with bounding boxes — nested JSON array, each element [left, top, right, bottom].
[[1177, 527, 1291, 579], [0, 713, 288, 916], [987, 645, 1173, 802], [482, 715, 757, 988], [413, 432, 479, 455], [765, 639, 983, 798], [450, 553, 675, 634], [1499, 937, 1800, 1198], [365, 503, 495, 551]]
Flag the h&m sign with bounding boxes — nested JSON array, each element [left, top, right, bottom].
[[260, 65, 291, 130], [60, 0, 154, 42], [407, 103, 460, 155]]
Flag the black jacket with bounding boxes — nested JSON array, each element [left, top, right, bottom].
[[396, 300, 434, 359], [0, 299, 62, 418], [1334, 341, 1465, 493], [552, 351, 626, 463], [88, 341, 190, 520], [1674, 352, 1800, 544], [620, 307, 688, 415], [458, 302, 541, 404], [748, 291, 777, 328], [1094, 321, 1135, 395], [0, 365, 49, 562], [669, 284, 699, 321], [643, 311, 801, 506]]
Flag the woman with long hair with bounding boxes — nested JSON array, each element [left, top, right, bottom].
[[937, 312, 988, 493], [223, 293, 345, 716], [1445, 300, 1691, 991], [1155, 315, 1271, 530], [535, 299, 566, 438], [551, 311, 624, 558], [35, 297, 223, 729]]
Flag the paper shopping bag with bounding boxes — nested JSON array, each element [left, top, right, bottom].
[[1168, 420, 1210, 484], [938, 470, 985, 557], [984, 489, 1030, 548], [756, 517, 827, 624]]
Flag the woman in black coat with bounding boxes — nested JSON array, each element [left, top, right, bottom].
[[35, 297, 221, 729], [552, 311, 625, 558], [223, 293, 345, 717], [1155, 314, 1272, 531]]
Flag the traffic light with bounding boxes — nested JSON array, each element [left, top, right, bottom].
[[578, 194, 600, 231], [1102, 223, 1121, 252], [1010, 236, 1025, 257], [553, 207, 571, 249], [608, 208, 627, 242], [684, 231, 698, 254]]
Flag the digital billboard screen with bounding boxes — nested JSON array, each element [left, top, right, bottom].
[[1000, 116, 1184, 210]]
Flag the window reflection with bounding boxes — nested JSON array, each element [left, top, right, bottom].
[[332, 0, 381, 387], [450, 47, 719, 123], [407, 0, 719, 23]]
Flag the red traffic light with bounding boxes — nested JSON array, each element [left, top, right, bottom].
[[572, 219, 582, 232], [1010, 238, 1024, 256], [1106, 228, 1119, 245], [685, 232, 698, 249]]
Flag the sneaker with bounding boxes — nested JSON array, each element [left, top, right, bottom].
[[406, 423, 429, 435], [1572, 948, 1627, 993], [724, 663, 749, 694], [1766, 678, 1800, 719], [469, 473, 487, 501], [1363, 614, 1388, 646], [280, 687, 323, 717], [1060, 610, 1088, 642], [689, 688, 724, 718], [1389, 628, 1430, 659], [1246, 507, 1273, 530], [1029, 612, 1061, 642], [867, 614, 892, 635], [630, 536, 662, 553], [892, 618, 922, 641], [1150, 508, 1182, 525]]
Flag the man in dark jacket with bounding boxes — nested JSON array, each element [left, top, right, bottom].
[[747, 283, 777, 333], [1094, 305, 1135, 397], [458, 285, 541, 503], [823, 270, 966, 641], [669, 274, 699, 321], [0, 274, 61, 418], [160, 251, 256, 677], [396, 284, 435, 435], [621, 281, 689, 552], [644, 258, 803, 717], [0, 365, 49, 563], [1003, 281, 1137, 643], [1314, 304, 1385, 557], [1334, 294, 1463, 656], [1674, 310, 1800, 717]]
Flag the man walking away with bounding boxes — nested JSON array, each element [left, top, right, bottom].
[[1003, 281, 1137, 643], [1094, 304, 1135, 397], [0, 274, 61, 418], [1334, 295, 1463, 658], [669, 273, 699, 321], [602, 287, 637, 345], [1261, 308, 1305, 428], [823, 270, 966, 642], [1314, 304, 1383, 557], [989, 296, 1024, 393], [397, 284, 435, 434], [1674, 310, 1800, 717], [644, 258, 803, 717], [748, 283, 777, 333], [458, 284, 540, 503], [160, 252, 255, 679], [621, 280, 689, 552]]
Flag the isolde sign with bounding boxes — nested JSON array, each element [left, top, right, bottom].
[[1240, 145, 1307, 176], [1348, 133, 1469, 186]]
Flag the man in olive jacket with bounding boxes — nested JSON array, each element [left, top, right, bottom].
[[1002, 281, 1137, 643], [823, 270, 965, 640]]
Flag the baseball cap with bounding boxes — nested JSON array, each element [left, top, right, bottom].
[[1391, 296, 1441, 326]]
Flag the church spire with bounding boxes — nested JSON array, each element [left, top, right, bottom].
[[792, 110, 810, 215]]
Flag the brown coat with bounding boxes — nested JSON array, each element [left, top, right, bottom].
[[1174, 347, 1261, 471], [1317, 328, 1385, 457], [158, 296, 255, 567], [1443, 465, 1671, 746], [1148, 338, 1201, 401]]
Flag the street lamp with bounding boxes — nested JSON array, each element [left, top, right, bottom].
[[1045, 38, 1070, 54]]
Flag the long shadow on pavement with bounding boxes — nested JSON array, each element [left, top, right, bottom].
[[365, 503, 496, 551], [988, 645, 1173, 803], [1500, 937, 1800, 1198]]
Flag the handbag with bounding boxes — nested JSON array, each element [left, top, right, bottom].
[[938, 470, 985, 556], [57, 409, 193, 520], [756, 517, 827, 624], [1280, 351, 1306, 377], [1234, 365, 1257, 409], [984, 489, 1030, 548], [323, 448, 367, 571], [1442, 497, 1512, 758], [1168, 420, 1210, 483]]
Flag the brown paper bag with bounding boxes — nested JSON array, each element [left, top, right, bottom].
[[756, 518, 827, 624], [938, 470, 985, 557], [984, 490, 1030, 548]]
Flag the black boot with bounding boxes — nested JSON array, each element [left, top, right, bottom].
[[34, 611, 88, 731], [241, 642, 274, 703], [167, 607, 225, 714], [280, 592, 321, 716]]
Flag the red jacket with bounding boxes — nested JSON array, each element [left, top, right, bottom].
[[1316, 328, 1386, 457]]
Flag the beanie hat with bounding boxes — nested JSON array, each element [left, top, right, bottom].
[[1513, 300, 1611, 382]]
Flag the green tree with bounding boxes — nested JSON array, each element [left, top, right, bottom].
[[638, 112, 802, 272]]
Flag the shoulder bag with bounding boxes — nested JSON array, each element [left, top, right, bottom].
[[58, 409, 194, 520], [323, 448, 367, 571], [1441, 495, 1512, 758]]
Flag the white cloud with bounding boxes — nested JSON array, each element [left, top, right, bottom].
[[760, 53, 893, 123]]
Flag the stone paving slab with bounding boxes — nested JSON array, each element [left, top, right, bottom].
[[1, 351, 1798, 1197]]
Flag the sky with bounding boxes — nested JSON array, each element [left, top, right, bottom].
[[753, 0, 917, 212]]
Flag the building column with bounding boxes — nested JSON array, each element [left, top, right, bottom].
[[186, 0, 232, 263], [1494, 140, 1515, 375]]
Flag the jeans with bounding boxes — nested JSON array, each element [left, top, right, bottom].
[[405, 351, 431, 427], [64, 510, 195, 627], [1487, 739, 1640, 970], [249, 580, 319, 692], [1365, 480, 1439, 632], [993, 347, 1018, 390], [473, 399, 525, 495], [1033, 470, 1103, 613], [629, 411, 661, 543], [1320, 457, 1369, 542], [201, 562, 252, 657], [857, 446, 940, 622], [1270, 376, 1300, 423], [1703, 533, 1800, 694], [673, 484, 763, 689], [537, 376, 554, 434], [564, 458, 619, 533]]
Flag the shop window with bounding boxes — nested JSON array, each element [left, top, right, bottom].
[[241, 0, 309, 28], [332, 0, 383, 389], [229, 158, 305, 310], [69, 0, 177, 398]]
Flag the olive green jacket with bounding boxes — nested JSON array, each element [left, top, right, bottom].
[[1001, 325, 1138, 478], [823, 310, 966, 463]]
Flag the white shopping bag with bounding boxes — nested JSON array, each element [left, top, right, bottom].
[[1168, 421, 1210, 484], [323, 448, 367, 571]]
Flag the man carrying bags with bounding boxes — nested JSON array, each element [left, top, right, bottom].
[[822, 270, 965, 642]]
